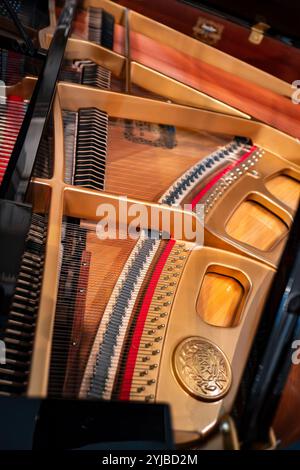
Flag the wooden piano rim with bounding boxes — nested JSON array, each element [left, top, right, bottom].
[[26, 83, 300, 398]]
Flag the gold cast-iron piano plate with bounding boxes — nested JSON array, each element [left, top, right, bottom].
[[28, 86, 200, 396], [56, 82, 300, 267], [56, 82, 300, 166], [15, 86, 276, 444], [156, 244, 274, 441], [27, 176, 275, 445]]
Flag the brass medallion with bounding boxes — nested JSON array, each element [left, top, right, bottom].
[[173, 337, 231, 401]]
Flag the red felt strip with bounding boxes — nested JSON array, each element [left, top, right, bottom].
[[191, 145, 258, 209], [119, 239, 176, 400]]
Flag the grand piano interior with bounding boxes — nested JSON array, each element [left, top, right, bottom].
[[0, 0, 300, 451]]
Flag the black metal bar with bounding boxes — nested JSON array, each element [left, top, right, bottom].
[[0, 0, 78, 202]]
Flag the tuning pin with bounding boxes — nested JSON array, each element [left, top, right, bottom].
[[152, 350, 160, 355], [147, 379, 156, 385], [145, 395, 155, 402]]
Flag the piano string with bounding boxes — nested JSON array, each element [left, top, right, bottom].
[[0, 95, 27, 184]]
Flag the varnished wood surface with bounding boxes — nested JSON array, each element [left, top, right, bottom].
[[197, 272, 244, 327], [226, 200, 288, 251], [265, 175, 300, 211], [113, 25, 300, 138], [115, 0, 300, 83]]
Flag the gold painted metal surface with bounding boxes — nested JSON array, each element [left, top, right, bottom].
[[57, 83, 300, 164], [157, 245, 274, 437], [6, 78, 36, 100], [173, 337, 232, 401], [28, 87, 206, 397], [265, 174, 300, 211], [25, 85, 300, 400], [48, 0, 291, 99], [57, 83, 300, 269], [126, 240, 191, 403], [16, 2, 300, 446], [130, 62, 248, 117], [44, 34, 126, 77]]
